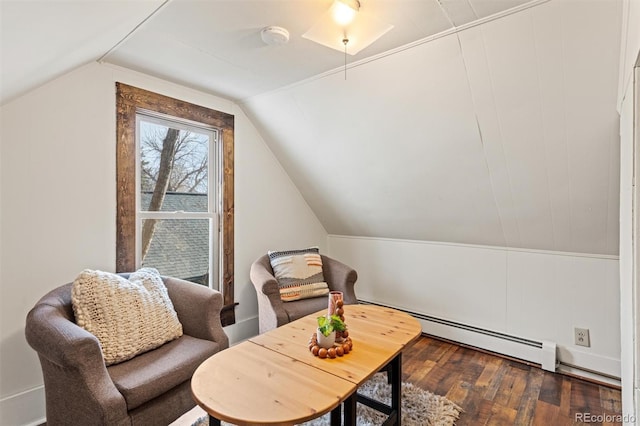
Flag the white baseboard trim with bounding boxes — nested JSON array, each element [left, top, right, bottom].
[[418, 317, 547, 363], [0, 385, 45, 426], [556, 346, 621, 382], [558, 364, 621, 388], [423, 317, 621, 387], [359, 299, 621, 386], [223, 315, 258, 345]]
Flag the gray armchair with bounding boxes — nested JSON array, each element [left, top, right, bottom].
[[250, 254, 358, 334], [25, 275, 229, 426]]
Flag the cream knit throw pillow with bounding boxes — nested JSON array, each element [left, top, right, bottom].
[[71, 268, 183, 365]]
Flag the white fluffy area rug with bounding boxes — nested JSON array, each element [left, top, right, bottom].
[[193, 373, 462, 426]]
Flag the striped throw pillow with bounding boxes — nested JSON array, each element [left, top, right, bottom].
[[268, 247, 329, 302]]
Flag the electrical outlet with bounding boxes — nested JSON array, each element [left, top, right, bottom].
[[574, 327, 590, 347]]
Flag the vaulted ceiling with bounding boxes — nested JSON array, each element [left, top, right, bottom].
[[1, 0, 623, 255]]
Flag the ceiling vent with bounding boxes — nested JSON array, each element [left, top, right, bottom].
[[261, 26, 290, 46]]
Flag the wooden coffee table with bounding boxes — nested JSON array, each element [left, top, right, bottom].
[[191, 304, 421, 425]]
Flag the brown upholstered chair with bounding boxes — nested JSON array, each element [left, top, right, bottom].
[[250, 254, 358, 334], [25, 275, 229, 426]]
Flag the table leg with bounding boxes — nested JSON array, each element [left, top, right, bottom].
[[331, 402, 341, 426], [209, 415, 221, 426], [344, 393, 357, 426], [391, 353, 402, 426]]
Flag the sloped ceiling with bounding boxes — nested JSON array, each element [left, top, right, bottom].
[[103, 0, 533, 100], [242, 0, 622, 255], [0, 0, 164, 103], [0, 0, 622, 255]]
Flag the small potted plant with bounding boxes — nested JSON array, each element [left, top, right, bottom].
[[316, 314, 346, 349]]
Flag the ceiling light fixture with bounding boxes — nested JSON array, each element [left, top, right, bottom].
[[303, 0, 392, 56], [338, 0, 361, 12], [332, 0, 360, 26], [343, 38, 350, 80]]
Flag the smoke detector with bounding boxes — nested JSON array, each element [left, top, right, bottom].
[[261, 26, 290, 45]]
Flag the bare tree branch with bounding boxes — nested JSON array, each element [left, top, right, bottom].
[[139, 124, 210, 262], [141, 128, 179, 259]]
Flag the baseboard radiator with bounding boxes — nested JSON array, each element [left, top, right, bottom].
[[358, 300, 557, 372]]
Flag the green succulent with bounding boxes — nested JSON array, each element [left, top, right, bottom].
[[317, 314, 346, 337]]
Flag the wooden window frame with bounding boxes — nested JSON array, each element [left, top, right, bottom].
[[116, 82, 236, 326]]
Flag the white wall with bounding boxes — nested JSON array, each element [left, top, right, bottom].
[[0, 62, 327, 425], [231, 102, 328, 341], [618, 0, 640, 422], [618, 0, 640, 112], [245, 0, 621, 258], [329, 235, 620, 377], [619, 70, 636, 424]]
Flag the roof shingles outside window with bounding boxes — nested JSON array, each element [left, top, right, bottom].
[[140, 192, 209, 283]]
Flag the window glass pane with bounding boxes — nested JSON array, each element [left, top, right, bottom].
[[141, 219, 210, 286], [140, 192, 208, 214], [139, 119, 209, 212]]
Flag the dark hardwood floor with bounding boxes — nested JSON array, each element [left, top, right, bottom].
[[402, 335, 623, 425]]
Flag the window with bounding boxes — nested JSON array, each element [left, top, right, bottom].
[[137, 113, 216, 286], [116, 83, 236, 325]]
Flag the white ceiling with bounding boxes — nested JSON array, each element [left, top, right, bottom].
[[1, 0, 537, 104], [0, 0, 164, 103], [0, 0, 623, 255]]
